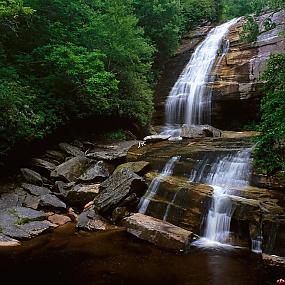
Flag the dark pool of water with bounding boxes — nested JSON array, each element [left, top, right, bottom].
[[0, 225, 266, 285]]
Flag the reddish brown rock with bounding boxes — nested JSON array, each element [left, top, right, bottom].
[[123, 213, 194, 250], [48, 214, 71, 226]]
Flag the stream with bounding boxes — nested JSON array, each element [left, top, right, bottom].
[[0, 224, 264, 285]]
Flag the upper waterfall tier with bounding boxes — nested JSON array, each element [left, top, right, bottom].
[[161, 18, 240, 136]]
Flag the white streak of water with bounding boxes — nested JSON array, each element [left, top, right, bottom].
[[138, 156, 180, 214]]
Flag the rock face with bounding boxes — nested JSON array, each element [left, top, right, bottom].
[[211, 11, 285, 129], [152, 11, 285, 130], [123, 213, 194, 250], [94, 169, 147, 213]]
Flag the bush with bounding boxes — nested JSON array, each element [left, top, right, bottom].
[[254, 54, 285, 174]]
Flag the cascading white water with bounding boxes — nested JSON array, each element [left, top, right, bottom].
[[192, 149, 253, 246], [161, 18, 240, 137], [138, 156, 180, 214]]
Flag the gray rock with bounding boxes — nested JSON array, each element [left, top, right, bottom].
[[31, 158, 57, 172], [12, 206, 47, 220], [20, 221, 51, 237], [86, 151, 126, 161], [66, 184, 100, 207], [181, 124, 221, 138], [77, 206, 118, 231], [44, 150, 66, 162], [143, 134, 171, 142], [0, 188, 27, 210], [21, 183, 51, 196], [0, 207, 48, 240], [59, 143, 85, 157], [79, 161, 109, 182], [23, 194, 40, 210], [51, 156, 92, 182], [86, 140, 138, 161], [20, 168, 43, 185], [94, 169, 146, 213], [0, 234, 20, 247], [39, 194, 66, 210], [123, 213, 194, 250]]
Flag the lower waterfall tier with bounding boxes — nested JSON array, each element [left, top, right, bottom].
[[128, 133, 285, 256]]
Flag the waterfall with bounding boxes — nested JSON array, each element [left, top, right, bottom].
[[161, 18, 240, 137], [138, 156, 180, 214], [191, 149, 253, 246]]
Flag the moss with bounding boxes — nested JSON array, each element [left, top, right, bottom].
[[15, 216, 42, 226], [7, 208, 17, 215]]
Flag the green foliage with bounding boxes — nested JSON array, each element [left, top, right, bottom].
[[134, 0, 182, 64], [254, 54, 285, 174], [103, 129, 127, 141], [0, 0, 160, 161], [181, 0, 219, 29], [241, 16, 259, 43]]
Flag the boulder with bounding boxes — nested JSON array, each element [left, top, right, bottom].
[[112, 207, 130, 223], [94, 169, 146, 213], [44, 150, 66, 163], [123, 213, 194, 250], [0, 207, 49, 240], [113, 161, 150, 175], [79, 161, 109, 182], [59, 142, 85, 157], [86, 140, 138, 161], [20, 168, 43, 185], [143, 135, 171, 142], [51, 156, 91, 182], [21, 183, 51, 196], [181, 124, 221, 138], [48, 214, 71, 226], [65, 184, 100, 207], [262, 254, 285, 269], [39, 194, 66, 210], [31, 158, 57, 172], [77, 206, 118, 231]]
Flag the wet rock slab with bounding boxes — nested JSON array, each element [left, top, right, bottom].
[[123, 213, 194, 250], [113, 161, 150, 175]]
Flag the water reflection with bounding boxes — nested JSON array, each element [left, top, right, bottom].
[[0, 225, 264, 285]]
